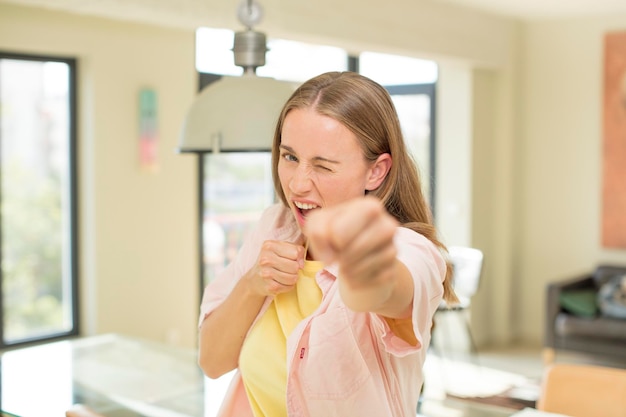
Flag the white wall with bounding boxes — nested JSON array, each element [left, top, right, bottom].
[[436, 64, 473, 247], [0, 4, 199, 347]]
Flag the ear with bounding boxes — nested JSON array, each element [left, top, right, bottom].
[[365, 153, 392, 191]]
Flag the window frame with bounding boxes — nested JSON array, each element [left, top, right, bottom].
[[348, 57, 438, 211], [0, 51, 79, 349], [384, 82, 437, 214]]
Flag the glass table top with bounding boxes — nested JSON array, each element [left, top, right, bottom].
[[1, 334, 216, 417], [0, 333, 524, 417]]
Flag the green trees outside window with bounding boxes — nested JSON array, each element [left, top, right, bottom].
[[0, 53, 78, 347]]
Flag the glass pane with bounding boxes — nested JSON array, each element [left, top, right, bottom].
[[0, 58, 74, 343], [257, 39, 347, 82], [195, 28, 348, 82], [391, 94, 432, 204], [202, 153, 274, 287], [359, 51, 438, 84], [195, 28, 243, 76], [359, 51, 437, 205]]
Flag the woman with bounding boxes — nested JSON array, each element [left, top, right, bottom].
[[198, 71, 457, 417]]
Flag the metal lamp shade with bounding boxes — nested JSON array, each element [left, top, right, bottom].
[[178, 74, 295, 153]]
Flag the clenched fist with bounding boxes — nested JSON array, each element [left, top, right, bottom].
[[248, 239, 305, 297], [304, 196, 402, 312]]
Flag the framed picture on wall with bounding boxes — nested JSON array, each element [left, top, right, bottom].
[[602, 31, 626, 249]]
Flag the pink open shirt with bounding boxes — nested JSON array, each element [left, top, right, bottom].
[[198, 204, 446, 417]]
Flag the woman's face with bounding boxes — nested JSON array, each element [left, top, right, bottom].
[[278, 107, 382, 231]]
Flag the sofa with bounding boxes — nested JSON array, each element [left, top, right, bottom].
[[544, 265, 626, 364]]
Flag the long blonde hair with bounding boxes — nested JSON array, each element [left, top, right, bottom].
[[271, 71, 457, 303]]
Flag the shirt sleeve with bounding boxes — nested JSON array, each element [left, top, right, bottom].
[[376, 227, 446, 357]]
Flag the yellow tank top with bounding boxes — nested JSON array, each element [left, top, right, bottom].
[[239, 260, 323, 417]]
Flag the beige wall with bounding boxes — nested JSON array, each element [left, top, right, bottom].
[[470, 12, 626, 347], [469, 27, 523, 346], [516, 16, 626, 344], [3, 0, 626, 351], [0, 5, 199, 347]]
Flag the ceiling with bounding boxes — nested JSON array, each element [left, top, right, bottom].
[[2, 0, 626, 30], [434, 0, 626, 20]]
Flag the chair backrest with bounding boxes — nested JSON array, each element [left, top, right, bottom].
[[536, 363, 626, 417], [448, 246, 483, 300]]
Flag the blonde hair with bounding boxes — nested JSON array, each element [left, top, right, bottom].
[[271, 71, 457, 303]]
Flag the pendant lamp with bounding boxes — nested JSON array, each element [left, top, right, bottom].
[[178, 0, 295, 153]]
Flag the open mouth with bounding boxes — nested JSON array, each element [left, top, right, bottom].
[[294, 201, 320, 218]]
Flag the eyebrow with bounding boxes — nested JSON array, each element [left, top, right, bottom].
[[279, 144, 341, 165]]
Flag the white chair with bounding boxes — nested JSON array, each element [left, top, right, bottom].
[[434, 246, 484, 356], [419, 246, 484, 413]]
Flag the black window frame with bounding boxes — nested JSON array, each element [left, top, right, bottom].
[[350, 55, 438, 212], [0, 51, 79, 349], [384, 82, 437, 213]]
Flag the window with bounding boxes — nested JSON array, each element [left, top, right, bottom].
[[200, 151, 275, 288], [0, 52, 78, 347], [359, 51, 438, 209], [194, 29, 437, 288]]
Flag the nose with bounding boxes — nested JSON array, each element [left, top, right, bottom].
[[289, 164, 312, 194]]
